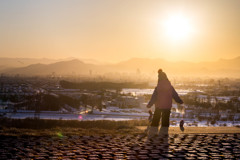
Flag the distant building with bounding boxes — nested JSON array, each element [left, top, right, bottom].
[[116, 96, 145, 108]]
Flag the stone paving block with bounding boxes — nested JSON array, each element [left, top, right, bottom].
[[0, 133, 240, 159]]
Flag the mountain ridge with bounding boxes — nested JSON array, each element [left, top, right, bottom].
[[1, 56, 240, 77]]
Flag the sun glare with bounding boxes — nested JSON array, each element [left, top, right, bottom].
[[162, 13, 195, 42]]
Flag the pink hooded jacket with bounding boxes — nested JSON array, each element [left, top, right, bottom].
[[147, 80, 183, 109]]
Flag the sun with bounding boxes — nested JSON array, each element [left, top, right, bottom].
[[162, 13, 194, 42]]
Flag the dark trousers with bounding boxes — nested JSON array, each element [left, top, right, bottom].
[[151, 108, 171, 127]]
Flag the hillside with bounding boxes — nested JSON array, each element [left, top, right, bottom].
[[1, 56, 240, 77]]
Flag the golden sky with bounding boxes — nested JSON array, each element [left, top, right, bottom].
[[0, 0, 240, 63]]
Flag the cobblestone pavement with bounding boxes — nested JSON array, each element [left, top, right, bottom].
[[0, 134, 240, 159]]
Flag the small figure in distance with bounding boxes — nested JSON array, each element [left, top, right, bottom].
[[144, 109, 153, 134], [146, 69, 184, 134], [148, 109, 153, 122]]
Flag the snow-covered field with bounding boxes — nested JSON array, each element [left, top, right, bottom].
[[121, 88, 195, 96], [1, 107, 149, 121], [4, 112, 145, 121], [1, 108, 239, 127]]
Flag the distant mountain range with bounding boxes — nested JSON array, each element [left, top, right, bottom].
[[0, 57, 78, 72], [0, 56, 240, 77]]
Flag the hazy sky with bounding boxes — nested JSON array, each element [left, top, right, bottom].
[[0, 0, 240, 63]]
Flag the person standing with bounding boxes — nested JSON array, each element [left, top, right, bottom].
[[147, 69, 183, 128]]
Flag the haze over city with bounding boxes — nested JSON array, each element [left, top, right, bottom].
[[0, 0, 240, 63]]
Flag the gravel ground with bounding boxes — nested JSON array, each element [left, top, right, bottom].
[[1, 133, 240, 159]]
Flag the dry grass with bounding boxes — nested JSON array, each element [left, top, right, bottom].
[[137, 126, 240, 134], [1, 118, 239, 137], [0, 118, 148, 129], [0, 118, 146, 136], [0, 127, 141, 137]]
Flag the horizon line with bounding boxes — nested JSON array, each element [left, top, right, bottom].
[[0, 55, 239, 65]]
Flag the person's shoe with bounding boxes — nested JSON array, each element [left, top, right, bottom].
[[148, 126, 158, 138], [159, 127, 169, 136]]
